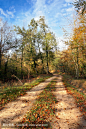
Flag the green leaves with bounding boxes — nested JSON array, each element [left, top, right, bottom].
[[73, 0, 86, 15]]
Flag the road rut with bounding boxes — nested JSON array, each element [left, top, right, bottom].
[[0, 76, 56, 128]]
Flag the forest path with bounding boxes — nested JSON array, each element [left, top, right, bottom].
[[0, 75, 56, 129], [0, 75, 86, 129], [51, 75, 86, 129]]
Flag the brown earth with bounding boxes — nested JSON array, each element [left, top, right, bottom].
[[0, 76, 56, 129], [51, 76, 86, 129], [0, 75, 86, 129]]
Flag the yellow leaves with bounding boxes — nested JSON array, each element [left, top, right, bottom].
[[58, 113, 60, 115], [35, 114, 37, 118], [2, 99, 4, 103]]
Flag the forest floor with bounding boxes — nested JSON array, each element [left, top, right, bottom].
[[0, 74, 86, 129]]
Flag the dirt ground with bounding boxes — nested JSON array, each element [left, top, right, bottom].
[[0, 75, 86, 129], [0, 76, 56, 129], [51, 76, 86, 129]]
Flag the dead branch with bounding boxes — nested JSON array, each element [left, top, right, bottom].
[[11, 74, 23, 85]]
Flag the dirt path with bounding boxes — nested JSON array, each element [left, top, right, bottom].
[[0, 76, 56, 129], [52, 75, 86, 129], [0, 75, 86, 129]]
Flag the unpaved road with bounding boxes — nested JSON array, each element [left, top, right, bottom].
[[0, 75, 86, 129], [0, 76, 56, 129], [52, 76, 86, 129]]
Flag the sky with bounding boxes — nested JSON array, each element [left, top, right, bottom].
[[0, 0, 76, 50]]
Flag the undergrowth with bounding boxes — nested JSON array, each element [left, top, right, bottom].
[[0, 75, 52, 110]]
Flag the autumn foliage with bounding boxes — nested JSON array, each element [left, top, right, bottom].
[[58, 11, 86, 79]]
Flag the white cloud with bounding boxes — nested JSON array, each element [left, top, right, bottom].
[[63, 3, 68, 7], [61, 9, 65, 13], [7, 10, 14, 18], [0, 8, 15, 19], [9, 6, 16, 13], [34, 11, 44, 20], [65, 0, 76, 3], [55, 13, 60, 18], [0, 8, 8, 17], [65, 0, 72, 2], [66, 7, 74, 12], [13, 0, 74, 50], [33, 0, 46, 14]]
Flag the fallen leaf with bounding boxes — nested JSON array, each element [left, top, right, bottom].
[[58, 113, 60, 115], [56, 116, 60, 119]]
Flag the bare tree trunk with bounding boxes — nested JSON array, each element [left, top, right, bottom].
[[72, 48, 79, 79], [40, 54, 45, 74], [76, 47, 79, 79], [15, 54, 17, 76], [21, 47, 23, 79], [46, 50, 49, 74], [75, 64, 79, 79], [0, 27, 2, 71], [34, 60, 38, 74], [0, 27, 2, 79]]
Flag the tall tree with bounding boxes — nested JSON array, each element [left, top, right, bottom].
[[14, 26, 27, 78], [38, 16, 57, 74], [0, 19, 17, 79]]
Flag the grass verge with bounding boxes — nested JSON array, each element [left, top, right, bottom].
[[62, 74, 86, 120], [16, 78, 58, 129], [0, 75, 52, 110]]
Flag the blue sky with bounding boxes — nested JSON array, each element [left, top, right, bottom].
[[0, 0, 76, 50]]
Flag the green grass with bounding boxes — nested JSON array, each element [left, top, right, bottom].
[[0, 75, 52, 109], [16, 78, 57, 129]]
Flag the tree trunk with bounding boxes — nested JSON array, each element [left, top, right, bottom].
[[75, 64, 79, 79], [34, 60, 38, 74], [21, 48, 23, 79], [0, 29, 2, 79], [46, 50, 49, 74], [4, 61, 8, 76], [4, 58, 9, 81], [21, 57, 23, 79], [76, 47, 79, 79], [40, 54, 45, 73], [15, 54, 17, 76]]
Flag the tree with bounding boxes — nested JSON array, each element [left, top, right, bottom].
[[60, 10, 86, 78], [0, 18, 17, 80], [14, 18, 38, 76], [38, 16, 57, 74], [14, 17, 57, 76], [73, 0, 86, 15]]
